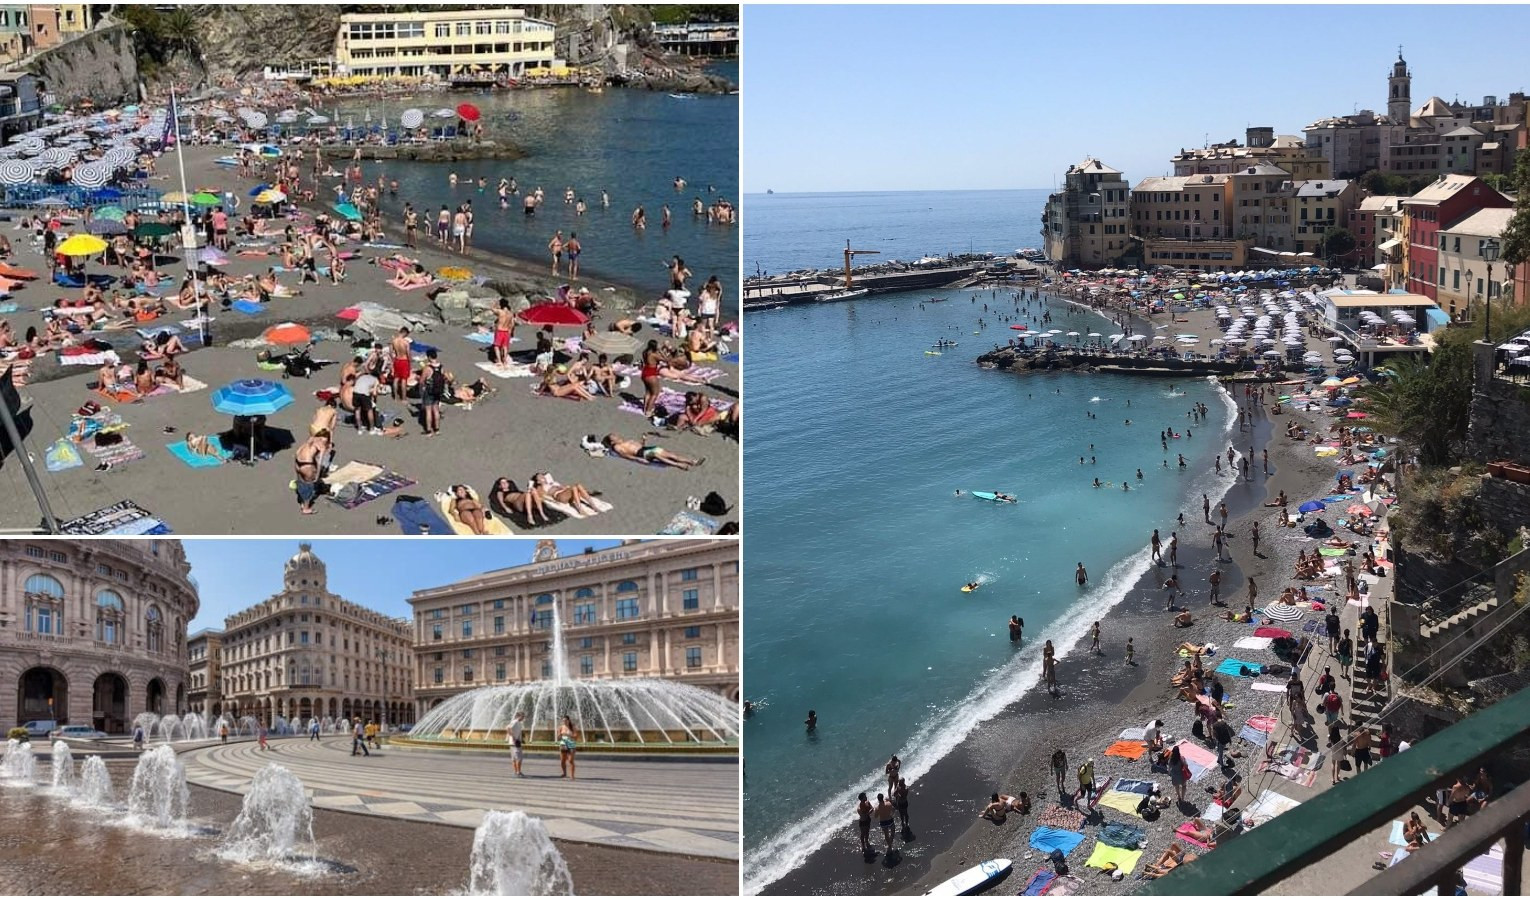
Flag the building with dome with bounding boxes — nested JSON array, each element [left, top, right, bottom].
[[218, 543, 413, 728], [0, 539, 198, 733]]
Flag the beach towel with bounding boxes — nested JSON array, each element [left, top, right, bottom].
[[167, 437, 231, 468], [1084, 842, 1143, 876], [1104, 741, 1147, 761], [1387, 820, 1440, 847], [44, 439, 84, 472], [1020, 868, 1055, 896], [1247, 715, 1278, 733], [1244, 790, 1302, 825], [58, 500, 170, 536], [1214, 658, 1261, 678], [1043, 875, 1084, 896], [62, 350, 121, 367], [1250, 680, 1286, 693], [86, 437, 144, 468], [657, 510, 721, 536], [330, 472, 416, 510], [390, 279, 436, 292], [1036, 805, 1085, 831], [1255, 759, 1315, 786], [1098, 822, 1146, 850], [474, 360, 535, 379], [325, 460, 386, 489], [1234, 636, 1274, 651], [540, 494, 613, 521], [391, 496, 454, 535], [1463, 844, 1504, 894], [231, 299, 264, 315], [1118, 726, 1148, 742], [1027, 826, 1086, 857], [1113, 779, 1156, 796], [1175, 822, 1215, 850], [463, 331, 495, 345], [1095, 790, 1146, 819], [1171, 741, 1217, 782], [1252, 626, 1293, 639], [436, 488, 514, 536]]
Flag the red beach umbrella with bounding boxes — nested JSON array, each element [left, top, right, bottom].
[[262, 322, 311, 345], [456, 102, 481, 122], [518, 303, 589, 327]]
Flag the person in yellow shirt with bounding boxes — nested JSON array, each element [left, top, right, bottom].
[[365, 720, 379, 749]]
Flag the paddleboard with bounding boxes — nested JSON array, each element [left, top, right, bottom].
[[960, 584, 978, 593], [925, 858, 1012, 895], [970, 491, 1015, 503]]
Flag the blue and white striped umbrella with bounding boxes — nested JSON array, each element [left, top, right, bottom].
[[1262, 604, 1305, 624], [211, 379, 294, 417], [0, 159, 33, 185], [399, 107, 425, 129], [70, 162, 109, 188]]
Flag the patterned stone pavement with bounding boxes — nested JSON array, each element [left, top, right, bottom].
[[180, 736, 739, 859]]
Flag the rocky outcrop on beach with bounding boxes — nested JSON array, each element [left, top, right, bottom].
[[977, 346, 1260, 377], [23, 22, 138, 106], [189, 4, 341, 80]]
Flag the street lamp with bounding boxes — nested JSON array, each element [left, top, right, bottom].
[[1465, 268, 1474, 322], [1484, 238, 1501, 343]]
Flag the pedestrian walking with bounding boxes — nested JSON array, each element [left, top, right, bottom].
[[258, 722, 270, 751], [1212, 716, 1234, 768], [508, 711, 526, 777], [558, 715, 578, 779], [1338, 629, 1354, 679], [1051, 749, 1068, 798], [1089, 620, 1102, 655], [351, 719, 370, 757], [1125, 636, 1135, 666], [133, 724, 145, 751]]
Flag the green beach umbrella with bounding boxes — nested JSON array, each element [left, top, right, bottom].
[[133, 221, 176, 238], [95, 206, 126, 222], [190, 191, 221, 206]]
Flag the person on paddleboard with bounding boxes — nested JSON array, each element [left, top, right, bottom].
[[964, 581, 980, 592]]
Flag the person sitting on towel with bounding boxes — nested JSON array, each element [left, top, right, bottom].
[[449, 484, 489, 535], [1143, 843, 1193, 879], [531, 472, 603, 518], [155, 354, 185, 390], [489, 477, 549, 526], [1182, 818, 1218, 848], [589, 353, 621, 398], [184, 431, 221, 459], [671, 391, 720, 432], [1174, 610, 1195, 628]]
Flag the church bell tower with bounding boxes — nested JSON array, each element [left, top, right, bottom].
[[1388, 48, 1411, 122]]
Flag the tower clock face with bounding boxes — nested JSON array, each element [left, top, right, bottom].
[[533, 540, 559, 563]]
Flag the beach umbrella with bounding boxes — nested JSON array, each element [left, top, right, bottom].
[[306, 115, 330, 125], [455, 102, 481, 122], [1298, 500, 1326, 513], [400, 108, 424, 129], [433, 108, 456, 118], [212, 379, 293, 417], [262, 322, 311, 345], [162, 191, 192, 203], [1087, 332, 1103, 338], [1346, 411, 1369, 419], [1262, 604, 1305, 623], [95, 205, 127, 221], [1066, 331, 1080, 337], [70, 162, 110, 188], [133, 222, 176, 238], [248, 183, 273, 197], [190, 191, 220, 206], [254, 189, 287, 205], [56, 233, 109, 256], [87, 218, 127, 235], [0, 159, 33, 185], [1262, 349, 1282, 357], [581, 330, 642, 358], [518, 303, 589, 327]]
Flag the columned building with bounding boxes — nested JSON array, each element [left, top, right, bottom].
[[0, 539, 198, 733], [219, 545, 413, 729], [186, 628, 223, 717], [408, 540, 740, 721]]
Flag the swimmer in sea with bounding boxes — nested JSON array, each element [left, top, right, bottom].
[[1093, 478, 1102, 488]]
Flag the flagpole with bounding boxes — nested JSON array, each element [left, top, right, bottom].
[[168, 87, 208, 347]]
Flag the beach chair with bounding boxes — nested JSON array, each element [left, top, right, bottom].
[[385, 130, 399, 146], [444, 125, 458, 140], [429, 126, 443, 141]]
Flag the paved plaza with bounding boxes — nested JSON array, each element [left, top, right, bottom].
[[181, 736, 740, 859]]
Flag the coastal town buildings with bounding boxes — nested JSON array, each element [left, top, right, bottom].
[[407, 540, 740, 721], [217, 544, 414, 728], [1400, 174, 1511, 300], [333, 8, 559, 83], [1291, 179, 1359, 259], [1172, 129, 1330, 181], [0, 539, 198, 733], [1042, 158, 1131, 269], [1129, 173, 1247, 272], [186, 628, 223, 717], [1435, 208, 1515, 320], [1355, 195, 1403, 270], [0, 6, 29, 62]]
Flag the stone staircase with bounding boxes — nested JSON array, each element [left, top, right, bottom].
[[1348, 640, 1389, 741], [1420, 590, 1501, 641]]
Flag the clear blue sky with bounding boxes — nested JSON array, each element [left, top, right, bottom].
[[743, 4, 1530, 192], [183, 540, 621, 631]]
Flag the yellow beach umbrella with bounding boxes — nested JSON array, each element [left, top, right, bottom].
[[162, 191, 192, 203], [56, 233, 109, 256], [438, 266, 472, 281], [254, 189, 286, 204]]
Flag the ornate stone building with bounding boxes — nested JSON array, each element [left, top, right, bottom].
[[219, 544, 413, 728], [186, 628, 223, 717], [408, 539, 740, 720], [0, 539, 198, 733]]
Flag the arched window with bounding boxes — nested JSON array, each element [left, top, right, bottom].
[[24, 574, 64, 636], [96, 590, 124, 644], [615, 580, 639, 594], [573, 587, 596, 598], [145, 605, 163, 653]]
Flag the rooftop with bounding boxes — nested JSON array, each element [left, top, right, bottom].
[[1442, 207, 1513, 238], [1236, 163, 1294, 177], [1403, 173, 1491, 206], [1294, 180, 1351, 198], [1324, 292, 1438, 308], [1416, 96, 1454, 118], [1443, 125, 1485, 138], [1359, 195, 1404, 212], [1071, 158, 1122, 175], [1134, 176, 1190, 191]]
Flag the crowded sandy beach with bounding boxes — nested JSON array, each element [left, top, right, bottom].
[[0, 98, 739, 536]]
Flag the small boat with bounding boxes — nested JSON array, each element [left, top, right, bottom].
[[817, 288, 869, 303], [926, 858, 1013, 895], [667, 93, 696, 100]]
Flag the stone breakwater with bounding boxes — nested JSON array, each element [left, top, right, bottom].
[[975, 346, 1280, 378], [316, 140, 526, 163]]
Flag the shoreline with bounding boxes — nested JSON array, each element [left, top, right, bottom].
[[758, 377, 1341, 896]]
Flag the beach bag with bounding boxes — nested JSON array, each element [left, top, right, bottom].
[[1136, 794, 1160, 821], [429, 366, 447, 399], [1048, 849, 1068, 875], [700, 491, 729, 516], [1191, 719, 1205, 740]]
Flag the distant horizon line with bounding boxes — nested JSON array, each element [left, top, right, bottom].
[[742, 187, 1054, 196]]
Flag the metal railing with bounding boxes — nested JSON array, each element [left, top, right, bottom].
[[1139, 685, 1530, 895]]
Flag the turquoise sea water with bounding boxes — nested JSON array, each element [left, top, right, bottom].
[[323, 85, 738, 310], [741, 191, 1238, 893]]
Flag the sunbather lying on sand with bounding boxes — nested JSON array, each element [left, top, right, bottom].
[[1217, 605, 1255, 623], [1182, 818, 1218, 848], [449, 484, 489, 535], [1143, 843, 1195, 879], [602, 433, 703, 470], [489, 477, 548, 526], [389, 263, 433, 288], [531, 472, 603, 517], [184, 431, 221, 458], [979, 792, 1029, 823], [537, 367, 594, 400]]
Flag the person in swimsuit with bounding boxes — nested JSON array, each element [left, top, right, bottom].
[[964, 581, 980, 592], [490, 477, 548, 526], [601, 433, 703, 470], [631, 205, 646, 229], [557, 716, 577, 780], [566, 232, 581, 280], [389, 328, 412, 401], [875, 793, 896, 853], [492, 299, 515, 367], [450, 484, 489, 534], [640, 340, 663, 418], [294, 430, 330, 515], [856, 793, 873, 855], [531, 472, 603, 517], [548, 229, 564, 276], [671, 391, 720, 432]]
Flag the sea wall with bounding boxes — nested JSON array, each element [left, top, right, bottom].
[[315, 141, 525, 163], [976, 347, 1258, 377], [24, 23, 138, 107]]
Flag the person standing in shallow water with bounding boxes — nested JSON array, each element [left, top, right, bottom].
[[855, 793, 873, 856], [804, 710, 817, 732], [1076, 562, 1088, 586], [1008, 615, 1024, 642], [875, 792, 897, 854], [893, 777, 910, 832]]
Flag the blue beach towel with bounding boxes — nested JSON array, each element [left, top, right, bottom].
[[391, 497, 454, 535], [409, 340, 437, 355], [463, 332, 494, 345], [1113, 778, 1156, 796], [1238, 724, 1270, 747], [231, 299, 263, 315], [1099, 822, 1146, 850], [723, 352, 740, 364], [1215, 658, 1262, 678], [167, 437, 231, 468], [0, 301, 18, 313], [1028, 826, 1086, 857], [1021, 869, 1055, 896]]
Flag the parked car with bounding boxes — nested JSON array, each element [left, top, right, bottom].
[[48, 725, 108, 741], [20, 720, 57, 738]]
